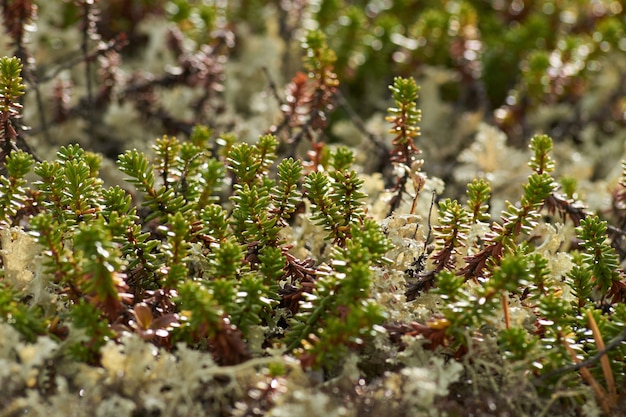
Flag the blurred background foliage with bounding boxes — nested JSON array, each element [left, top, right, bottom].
[[296, 0, 626, 144], [2, 0, 626, 187]]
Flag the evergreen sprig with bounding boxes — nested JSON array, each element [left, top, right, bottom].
[[33, 145, 103, 226], [466, 178, 491, 224], [230, 182, 278, 247], [304, 147, 366, 245], [287, 218, 391, 368], [0, 149, 33, 225], [123, 221, 160, 286], [576, 215, 621, 297], [566, 252, 594, 311], [276, 30, 339, 164], [385, 76, 424, 215], [257, 245, 286, 284], [525, 251, 552, 301], [101, 185, 138, 240], [302, 30, 339, 128], [387, 77, 421, 154], [462, 169, 556, 280], [29, 214, 72, 282], [199, 204, 230, 244], [528, 134, 555, 174], [153, 135, 183, 191], [161, 211, 191, 289], [0, 56, 25, 147], [304, 171, 344, 242], [228, 135, 293, 249], [74, 218, 127, 318], [117, 149, 164, 221], [406, 198, 471, 299], [207, 236, 243, 281], [195, 157, 225, 208], [119, 133, 223, 223], [432, 199, 471, 272], [232, 273, 274, 333], [57, 146, 103, 226], [228, 135, 277, 187], [271, 157, 303, 224]]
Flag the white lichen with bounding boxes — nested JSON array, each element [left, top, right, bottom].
[[385, 356, 462, 416], [268, 388, 344, 417], [1, 227, 40, 291], [456, 123, 528, 216], [0, 227, 56, 309]]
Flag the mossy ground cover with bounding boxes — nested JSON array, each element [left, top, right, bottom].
[[1, 1, 626, 416]]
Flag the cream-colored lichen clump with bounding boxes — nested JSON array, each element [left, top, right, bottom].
[[0, 228, 55, 309]]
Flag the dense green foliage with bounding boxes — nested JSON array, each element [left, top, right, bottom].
[[1, 1, 626, 416]]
